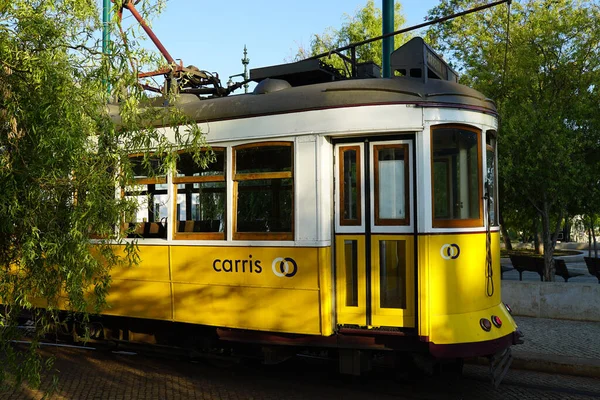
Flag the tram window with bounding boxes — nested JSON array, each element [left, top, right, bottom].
[[344, 240, 359, 307], [431, 125, 482, 228], [173, 149, 226, 240], [374, 144, 409, 225], [233, 142, 293, 240], [339, 146, 361, 226], [486, 131, 499, 226], [123, 156, 168, 239], [379, 240, 407, 309]]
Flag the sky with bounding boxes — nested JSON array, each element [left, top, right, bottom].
[[109, 0, 441, 92]]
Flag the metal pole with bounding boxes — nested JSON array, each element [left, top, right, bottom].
[[382, 0, 394, 78], [102, 0, 110, 94], [308, 0, 511, 62], [242, 45, 250, 94], [102, 0, 110, 55]]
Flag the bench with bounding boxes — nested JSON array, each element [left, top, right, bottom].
[[508, 254, 583, 282], [554, 259, 584, 282], [509, 255, 544, 281], [583, 257, 600, 284]]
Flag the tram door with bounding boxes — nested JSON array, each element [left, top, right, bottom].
[[334, 139, 415, 328]]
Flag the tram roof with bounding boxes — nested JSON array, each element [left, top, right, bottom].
[[109, 76, 496, 128]]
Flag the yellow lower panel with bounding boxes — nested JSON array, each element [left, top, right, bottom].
[[170, 246, 319, 290], [429, 302, 517, 345], [173, 283, 322, 335], [110, 245, 170, 281], [317, 247, 334, 336], [105, 279, 173, 320], [335, 236, 366, 326], [418, 232, 502, 338], [424, 233, 501, 316]]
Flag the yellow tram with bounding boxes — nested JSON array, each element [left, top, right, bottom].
[[103, 37, 521, 383]]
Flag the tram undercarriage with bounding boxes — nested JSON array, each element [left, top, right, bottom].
[[42, 312, 520, 387]]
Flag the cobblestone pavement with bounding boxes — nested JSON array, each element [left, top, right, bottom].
[[513, 316, 600, 360], [1, 347, 599, 400]]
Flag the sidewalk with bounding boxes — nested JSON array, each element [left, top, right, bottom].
[[510, 316, 600, 378], [499, 250, 600, 377]]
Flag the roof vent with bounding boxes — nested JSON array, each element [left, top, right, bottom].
[[253, 78, 292, 94], [250, 59, 344, 87], [391, 37, 458, 83]]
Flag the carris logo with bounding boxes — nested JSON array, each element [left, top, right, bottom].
[[440, 244, 460, 260], [271, 257, 298, 278]]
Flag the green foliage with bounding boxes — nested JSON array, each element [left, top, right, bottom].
[[293, 0, 409, 76], [0, 0, 209, 389], [426, 0, 600, 279]]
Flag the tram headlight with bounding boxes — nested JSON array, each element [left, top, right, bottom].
[[479, 318, 492, 332], [491, 315, 502, 328]]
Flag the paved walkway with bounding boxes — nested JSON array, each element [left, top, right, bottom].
[[499, 250, 600, 377], [509, 312, 600, 378]]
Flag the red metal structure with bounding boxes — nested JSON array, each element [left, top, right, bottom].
[[114, 0, 241, 96]]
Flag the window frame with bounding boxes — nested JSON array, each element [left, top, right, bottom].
[[339, 145, 362, 227], [122, 154, 168, 239], [172, 147, 227, 241], [373, 143, 410, 226], [232, 141, 294, 241], [430, 124, 483, 228]]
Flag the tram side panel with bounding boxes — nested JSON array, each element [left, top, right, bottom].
[[106, 245, 332, 336], [106, 245, 173, 321], [418, 232, 515, 349]]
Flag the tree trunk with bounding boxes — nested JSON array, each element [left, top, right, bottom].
[[541, 201, 561, 282], [499, 213, 512, 251], [588, 223, 592, 258], [593, 216, 598, 258], [533, 217, 542, 255]]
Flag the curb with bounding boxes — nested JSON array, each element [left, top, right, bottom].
[[511, 351, 600, 379]]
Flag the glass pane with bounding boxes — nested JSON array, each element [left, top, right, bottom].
[[342, 149, 360, 222], [379, 240, 407, 309], [486, 134, 498, 226], [177, 150, 225, 177], [432, 127, 481, 221], [153, 193, 169, 221], [433, 161, 449, 218], [236, 145, 291, 174], [486, 149, 498, 226], [130, 156, 164, 179], [127, 192, 150, 223], [237, 179, 292, 233], [176, 182, 226, 233], [378, 147, 406, 220], [123, 185, 168, 239], [344, 240, 358, 307], [124, 186, 168, 223]]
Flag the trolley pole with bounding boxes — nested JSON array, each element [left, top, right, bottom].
[[382, 0, 394, 78]]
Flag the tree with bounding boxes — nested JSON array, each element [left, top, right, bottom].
[[0, 0, 208, 389], [292, 0, 409, 76], [426, 0, 600, 280]]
